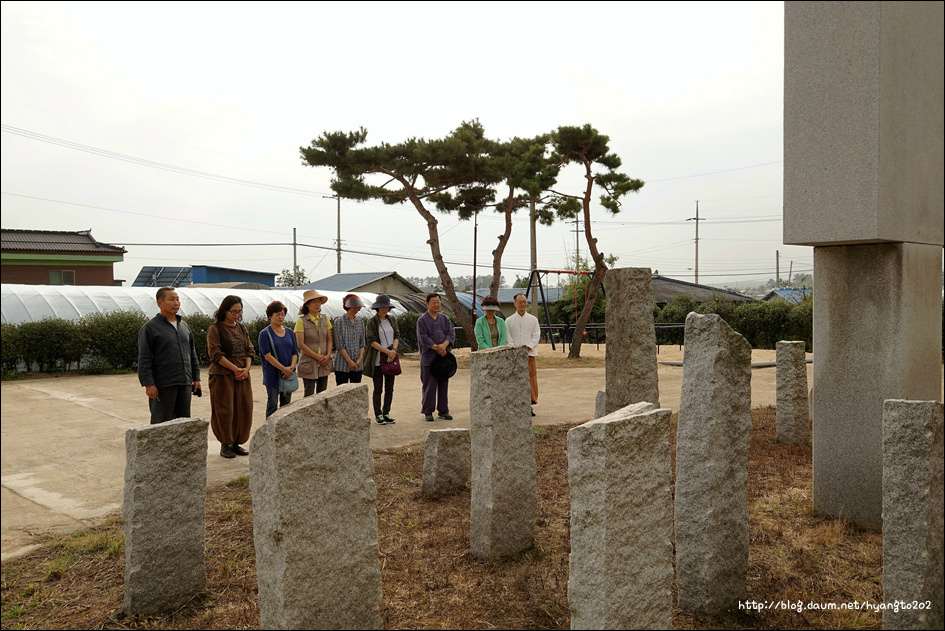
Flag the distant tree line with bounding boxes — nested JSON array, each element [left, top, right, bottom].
[[404, 274, 506, 293]]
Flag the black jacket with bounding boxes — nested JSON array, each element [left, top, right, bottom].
[[137, 314, 201, 388]]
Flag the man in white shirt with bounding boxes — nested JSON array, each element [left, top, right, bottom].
[[505, 293, 541, 416]]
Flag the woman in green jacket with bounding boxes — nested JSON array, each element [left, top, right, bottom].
[[364, 294, 401, 425], [474, 296, 507, 349]]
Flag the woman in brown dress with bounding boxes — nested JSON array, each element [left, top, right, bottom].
[[207, 295, 255, 458]]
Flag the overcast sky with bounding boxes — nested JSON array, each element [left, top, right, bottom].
[[1, 0, 809, 290]]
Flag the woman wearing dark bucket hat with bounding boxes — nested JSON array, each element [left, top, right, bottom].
[[363, 294, 401, 424], [333, 293, 366, 385]]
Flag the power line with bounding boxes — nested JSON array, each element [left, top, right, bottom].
[[645, 160, 782, 183], [1, 125, 332, 197]]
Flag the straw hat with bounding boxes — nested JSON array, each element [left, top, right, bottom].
[[299, 289, 328, 314]]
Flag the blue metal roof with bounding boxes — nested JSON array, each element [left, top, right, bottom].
[[764, 288, 812, 304], [304, 272, 422, 293]]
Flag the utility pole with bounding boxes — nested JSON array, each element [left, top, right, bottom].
[[776, 250, 780, 287], [573, 215, 581, 270], [687, 200, 702, 284], [292, 228, 298, 288], [323, 194, 342, 273], [529, 196, 537, 309], [472, 209, 478, 318], [788, 260, 793, 287]]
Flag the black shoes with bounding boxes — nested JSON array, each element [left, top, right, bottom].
[[438, 412, 453, 420], [375, 415, 387, 425], [424, 414, 435, 422], [231, 443, 248, 456], [531, 407, 536, 417], [220, 444, 236, 459]]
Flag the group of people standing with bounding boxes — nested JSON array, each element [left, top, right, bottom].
[[137, 287, 541, 457], [415, 291, 540, 421]]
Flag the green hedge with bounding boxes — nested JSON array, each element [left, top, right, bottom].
[[82, 312, 148, 370], [654, 294, 814, 351], [3, 297, 940, 376]]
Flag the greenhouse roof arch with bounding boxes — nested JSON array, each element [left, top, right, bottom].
[[1, 285, 406, 325]]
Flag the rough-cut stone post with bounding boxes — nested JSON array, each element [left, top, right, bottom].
[[595, 387, 607, 419], [422, 429, 470, 496], [123, 417, 208, 615], [882, 399, 944, 631], [675, 313, 752, 614], [469, 345, 537, 559], [568, 402, 672, 630], [605, 267, 659, 413], [776, 340, 809, 444], [784, 1, 944, 529], [250, 384, 382, 630]]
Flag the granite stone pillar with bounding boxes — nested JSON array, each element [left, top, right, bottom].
[[568, 402, 671, 630], [604, 267, 659, 414], [422, 428, 470, 496], [675, 313, 752, 614], [776, 340, 809, 444], [469, 345, 537, 559], [250, 384, 382, 630], [784, 1, 944, 529], [123, 417, 208, 615], [811, 244, 941, 528], [882, 399, 944, 631], [595, 387, 607, 419]]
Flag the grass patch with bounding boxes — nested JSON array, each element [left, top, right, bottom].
[[225, 476, 249, 488], [0, 407, 881, 629]]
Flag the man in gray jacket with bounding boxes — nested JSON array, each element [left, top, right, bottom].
[[137, 287, 201, 424]]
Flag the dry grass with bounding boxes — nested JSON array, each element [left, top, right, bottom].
[[1, 407, 882, 630]]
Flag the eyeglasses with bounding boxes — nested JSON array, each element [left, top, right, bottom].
[[228, 309, 243, 315]]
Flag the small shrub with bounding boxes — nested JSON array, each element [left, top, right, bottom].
[[695, 294, 739, 325], [16, 320, 55, 372], [245, 316, 270, 364], [446, 313, 470, 349], [786, 296, 813, 351], [50, 318, 87, 371], [82, 311, 148, 370], [655, 295, 695, 346], [1, 322, 21, 373], [2, 319, 86, 373], [182, 313, 214, 366], [395, 312, 420, 352]]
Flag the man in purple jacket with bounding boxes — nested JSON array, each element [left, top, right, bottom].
[[416, 293, 455, 422]]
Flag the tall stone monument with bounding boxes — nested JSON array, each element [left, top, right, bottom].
[[604, 267, 659, 414], [675, 313, 752, 614], [776, 340, 810, 444], [469, 345, 537, 559], [250, 384, 382, 630], [568, 402, 672, 630], [123, 417, 208, 615], [784, 2, 944, 528], [882, 399, 944, 631]]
